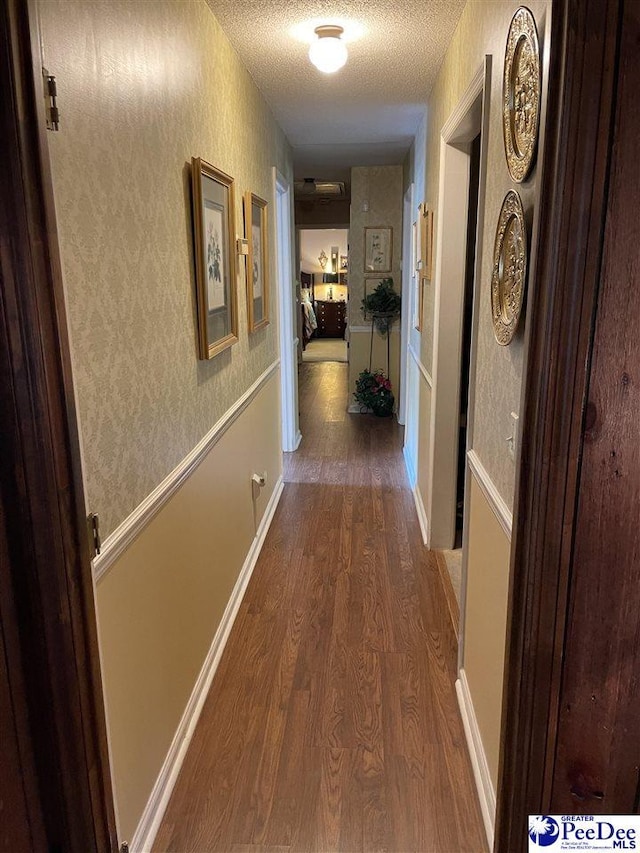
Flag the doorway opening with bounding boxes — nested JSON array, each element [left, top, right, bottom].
[[455, 132, 482, 546], [274, 170, 300, 452], [427, 60, 490, 618], [298, 228, 349, 365]]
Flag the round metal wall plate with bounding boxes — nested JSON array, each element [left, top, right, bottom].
[[503, 6, 541, 183], [491, 190, 527, 346]]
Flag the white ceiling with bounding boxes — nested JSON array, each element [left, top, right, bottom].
[[206, 0, 466, 177]]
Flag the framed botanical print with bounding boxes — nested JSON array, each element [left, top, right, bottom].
[[364, 226, 393, 273], [416, 203, 434, 281], [423, 205, 434, 281], [244, 191, 269, 332], [191, 157, 238, 359]]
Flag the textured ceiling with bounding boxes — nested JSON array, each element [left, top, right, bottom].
[[205, 0, 466, 176]]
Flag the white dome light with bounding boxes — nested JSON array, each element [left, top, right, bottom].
[[308, 25, 348, 73]]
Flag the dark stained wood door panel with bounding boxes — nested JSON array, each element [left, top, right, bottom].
[[550, 0, 640, 814]]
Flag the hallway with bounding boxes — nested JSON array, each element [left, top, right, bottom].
[[154, 362, 486, 852]]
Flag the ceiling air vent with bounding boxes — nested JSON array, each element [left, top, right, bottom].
[[294, 179, 346, 199]]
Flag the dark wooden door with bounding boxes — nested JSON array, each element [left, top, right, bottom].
[[0, 0, 118, 849], [495, 0, 640, 848], [549, 0, 640, 813]]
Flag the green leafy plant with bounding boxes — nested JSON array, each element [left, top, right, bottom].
[[354, 368, 394, 417], [362, 277, 401, 333]]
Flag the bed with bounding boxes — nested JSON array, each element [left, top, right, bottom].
[[301, 287, 317, 349]]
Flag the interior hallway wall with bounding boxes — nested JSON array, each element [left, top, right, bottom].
[[39, 0, 293, 842], [403, 0, 550, 827], [41, 0, 292, 540], [348, 165, 403, 409]]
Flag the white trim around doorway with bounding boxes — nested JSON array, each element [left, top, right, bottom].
[[274, 168, 300, 452]]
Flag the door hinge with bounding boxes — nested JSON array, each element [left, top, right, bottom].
[[87, 513, 101, 558], [42, 68, 60, 131]]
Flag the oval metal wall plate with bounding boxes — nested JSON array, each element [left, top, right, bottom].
[[491, 190, 527, 346], [503, 6, 541, 183]]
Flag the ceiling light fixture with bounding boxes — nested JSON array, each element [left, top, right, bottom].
[[309, 25, 348, 73]]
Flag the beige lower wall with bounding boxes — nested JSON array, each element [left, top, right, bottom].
[[348, 328, 401, 410], [462, 473, 511, 789], [95, 371, 282, 841]]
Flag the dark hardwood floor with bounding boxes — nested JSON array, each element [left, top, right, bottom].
[[154, 362, 486, 852]]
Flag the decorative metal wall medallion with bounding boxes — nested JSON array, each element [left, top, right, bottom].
[[491, 191, 527, 345], [503, 6, 541, 182]]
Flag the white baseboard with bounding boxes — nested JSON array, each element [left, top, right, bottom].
[[403, 444, 416, 488], [456, 669, 496, 851], [412, 483, 429, 546], [129, 476, 285, 853]]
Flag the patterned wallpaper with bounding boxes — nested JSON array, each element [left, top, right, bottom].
[[349, 166, 404, 325], [39, 0, 293, 537], [409, 0, 549, 509]]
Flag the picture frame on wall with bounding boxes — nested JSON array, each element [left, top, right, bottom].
[[424, 205, 434, 281], [191, 157, 238, 360], [364, 226, 393, 273], [244, 191, 269, 333], [417, 203, 434, 281], [330, 246, 339, 274]]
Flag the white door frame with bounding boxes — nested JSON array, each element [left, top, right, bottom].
[[427, 59, 490, 549], [273, 168, 301, 451], [398, 182, 414, 426]]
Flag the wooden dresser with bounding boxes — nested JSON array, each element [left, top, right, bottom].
[[315, 300, 346, 338]]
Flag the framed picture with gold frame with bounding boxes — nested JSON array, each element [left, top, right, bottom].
[[191, 157, 238, 360], [417, 203, 434, 281], [364, 226, 393, 273], [244, 191, 269, 333]]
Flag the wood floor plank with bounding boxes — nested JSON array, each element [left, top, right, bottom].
[[154, 362, 486, 852]]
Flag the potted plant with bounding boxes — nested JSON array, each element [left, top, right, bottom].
[[354, 368, 394, 417], [362, 277, 401, 334]]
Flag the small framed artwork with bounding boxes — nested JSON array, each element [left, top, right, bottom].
[[244, 191, 269, 333], [340, 254, 348, 271], [191, 157, 238, 360], [364, 226, 393, 273], [330, 246, 339, 274], [417, 204, 434, 281], [423, 205, 434, 281]]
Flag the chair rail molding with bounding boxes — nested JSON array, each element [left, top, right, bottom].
[[93, 360, 280, 582], [467, 450, 513, 539]]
